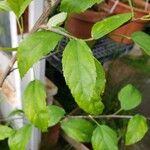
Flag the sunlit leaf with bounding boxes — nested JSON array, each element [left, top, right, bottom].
[[62, 39, 97, 114], [126, 115, 148, 145], [23, 80, 49, 131], [0, 125, 14, 140], [92, 125, 118, 150], [47, 12, 67, 28], [7, 0, 32, 18], [132, 31, 150, 56], [118, 84, 142, 110], [0, 1, 11, 12], [8, 124, 32, 150], [61, 118, 95, 142], [17, 31, 62, 78], [60, 0, 103, 13], [92, 13, 132, 39], [48, 105, 65, 127]]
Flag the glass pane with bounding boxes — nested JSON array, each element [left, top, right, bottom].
[[0, 12, 11, 47]]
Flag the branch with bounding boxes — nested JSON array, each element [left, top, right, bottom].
[[0, 0, 61, 88], [40, 25, 94, 41], [0, 55, 17, 88], [67, 115, 150, 120]]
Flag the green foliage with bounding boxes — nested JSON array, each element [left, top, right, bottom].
[[61, 118, 95, 142], [92, 13, 132, 39], [0, 0, 149, 149], [125, 115, 148, 145], [132, 31, 150, 56], [7, 0, 32, 18], [85, 59, 105, 115], [92, 125, 118, 150], [23, 80, 49, 131], [0, 1, 11, 11], [62, 39, 96, 111], [47, 12, 68, 28], [62, 39, 105, 114], [8, 124, 32, 150], [60, 0, 103, 13], [94, 59, 106, 96], [17, 31, 62, 78], [0, 125, 14, 140], [118, 84, 142, 110], [47, 105, 65, 127]]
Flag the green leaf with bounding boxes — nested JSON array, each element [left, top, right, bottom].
[[17, 31, 62, 78], [118, 84, 142, 110], [61, 118, 95, 142], [0, 1, 11, 12], [92, 125, 118, 150], [62, 39, 97, 114], [126, 115, 148, 145], [48, 105, 65, 127], [60, 0, 103, 13], [47, 12, 67, 28], [23, 80, 49, 131], [0, 125, 14, 140], [7, 0, 32, 18], [94, 59, 106, 96], [92, 13, 132, 39], [132, 31, 150, 56], [8, 109, 24, 117], [8, 124, 32, 150], [77, 59, 105, 115]]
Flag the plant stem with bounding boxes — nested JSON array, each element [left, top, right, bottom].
[[128, 0, 134, 18], [41, 25, 94, 42], [110, 33, 131, 40], [113, 108, 122, 115], [68, 115, 133, 120], [0, 55, 17, 88], [20, 16, 24, 39], [17, 19, 23, 35], [88, 115, 100, 126], [69, 115, 149, 121]]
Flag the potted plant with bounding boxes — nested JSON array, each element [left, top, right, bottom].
[[0, 0, 150, 150], [106, 0, 150, 43]]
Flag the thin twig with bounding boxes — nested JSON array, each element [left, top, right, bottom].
[[0, 55, 17, 88], [0, 0, 61, 88], [40, 25, 94, 41], [8, 68, 18, 75], [67, 115, 150, 120], [128, 0, 134, 18]]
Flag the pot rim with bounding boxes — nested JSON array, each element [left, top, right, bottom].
[[70, 10, 108, 23]]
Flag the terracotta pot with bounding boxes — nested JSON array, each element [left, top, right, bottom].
[[133, 0, 150, 10], [107, 0, 150, 44], [65, 9, 108, 39]]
